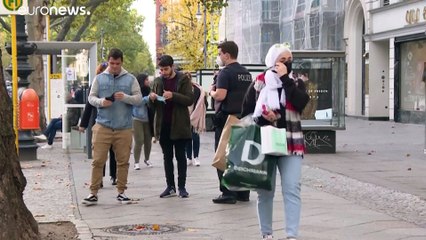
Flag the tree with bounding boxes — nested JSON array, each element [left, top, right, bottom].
[[0, 49, 40, 239], [27, 0, 48, 131], [1, 0, 154, 130], [159, 0, 226, 71]]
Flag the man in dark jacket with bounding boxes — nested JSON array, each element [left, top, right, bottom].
[[209, 41, 252, 204], [150, 55, 194, 198]]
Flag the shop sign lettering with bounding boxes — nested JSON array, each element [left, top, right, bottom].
[[405, 6, 426, 25]]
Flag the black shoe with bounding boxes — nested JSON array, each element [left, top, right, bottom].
[[178, 187, 189, 198], [212, 194, 236, 204], [160, 186, 177, 198], [111, 178, 117, 185], [236, 196, 250, 202], [82, 194, 98, 206], [117, 193, 131, 204]]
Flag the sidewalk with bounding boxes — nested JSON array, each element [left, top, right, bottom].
[[23, 117, 426, 240]]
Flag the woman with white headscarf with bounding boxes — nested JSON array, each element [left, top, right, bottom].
[[241, 44, 310, 240]]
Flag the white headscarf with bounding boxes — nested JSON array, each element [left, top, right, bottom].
[[253, 44, 290, 118]]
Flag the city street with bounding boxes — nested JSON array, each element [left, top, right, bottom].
[[23, 117, 426, 240]]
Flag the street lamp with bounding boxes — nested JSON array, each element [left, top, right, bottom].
[[196, 1, 207, 68], [5, 15, 38, 161]]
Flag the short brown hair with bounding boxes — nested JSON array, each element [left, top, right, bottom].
[[217, 41, 238, 59]]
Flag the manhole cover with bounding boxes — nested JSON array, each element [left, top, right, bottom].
[[103, 224, 185, 236]]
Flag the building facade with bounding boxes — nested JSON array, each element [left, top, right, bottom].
[[346, 0, 425, 123], [219, 0, 345, 64], [155, 0, 167, 61], [220, 0, 425, 124]]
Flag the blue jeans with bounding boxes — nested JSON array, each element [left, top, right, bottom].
[[185, 129, 200, 159], [256, 155, 302, 238], [44, 118, 62, 145]]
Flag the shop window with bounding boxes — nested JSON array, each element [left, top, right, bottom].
[[400, 40, 426, 112]]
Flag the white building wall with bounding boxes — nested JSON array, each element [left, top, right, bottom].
[[389, 38, 395, 120]]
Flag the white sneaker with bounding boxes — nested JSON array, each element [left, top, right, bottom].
[[262, 235, 273, 240], [134, 163, 140, 170], [41, 144, 53, 149], [34, 135, 47, 141], [144, 160, 153, 167], [193, 157, 200, 166], [187, 158, 193, 166]]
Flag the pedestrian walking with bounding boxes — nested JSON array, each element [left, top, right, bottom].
[[185, 72, 207, 167], [82, 48, 142, 205], [79, 62, 117, 187], [241, 44, 310, 240], [149, 55, 193, 198], [132, 73, 154, 170], [209, 41, 252, 204]]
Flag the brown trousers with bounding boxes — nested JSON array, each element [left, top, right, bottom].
[[90, 124, 132, 195]]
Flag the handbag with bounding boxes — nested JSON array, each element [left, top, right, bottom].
[[212, 115, 240, 171], [222, 124, 276, 191], [260, 125, 288, 156]]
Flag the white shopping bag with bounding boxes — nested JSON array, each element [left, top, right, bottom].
[[260, 125, 288, 156]]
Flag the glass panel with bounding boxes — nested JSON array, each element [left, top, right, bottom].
[[400, 40, 426, 113], [295, 55, 345, 129], [60, 49, 90, 149]]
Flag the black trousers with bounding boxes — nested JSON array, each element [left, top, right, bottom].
[[102, 146, 116, 179], [160, 124, 188, 189], [215, 125, 250, 199]]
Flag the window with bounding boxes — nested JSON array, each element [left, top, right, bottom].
[[294, 18, 305, 49], [261, 0, 280, 22], [309, 12, 320, 49]]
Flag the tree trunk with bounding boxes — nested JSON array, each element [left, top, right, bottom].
[[0, 50, 40, 239], [27, 0, 47, 131]]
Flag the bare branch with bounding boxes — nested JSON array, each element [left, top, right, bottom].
[[72, 3, 102, 41], [49, 17, 66, 28], [0, 17, 11, 33]]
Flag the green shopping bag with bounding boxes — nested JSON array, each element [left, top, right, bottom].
[[222, 124, 276, 191]]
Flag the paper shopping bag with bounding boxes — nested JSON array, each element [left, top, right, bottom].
[[260, 125, 288, 156], [212, 115, 240, 171]]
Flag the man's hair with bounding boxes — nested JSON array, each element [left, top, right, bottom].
[[158, 55, 174, 67], [108, 48, 124, 61], [217, 41, 238, 59]]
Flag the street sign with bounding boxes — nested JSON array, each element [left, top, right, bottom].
[[0, 0, 28, 15]]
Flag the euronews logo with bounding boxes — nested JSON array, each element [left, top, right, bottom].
[[1, 0, 90, 16]]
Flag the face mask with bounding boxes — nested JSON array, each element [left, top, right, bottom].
[[283, 60, 292, 74], [216, 55, 225, 67]]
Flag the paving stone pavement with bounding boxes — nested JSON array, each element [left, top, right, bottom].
[[22, 117, 426, 240]]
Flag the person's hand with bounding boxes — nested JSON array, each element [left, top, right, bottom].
[[78, 127, 86, 133], [163, 90, 173, 100], [149, 92, 157, 101], [262, 111, 278, 122], [102, 99, 113, 107], [113, 91, 125, 100], [300, 74, 309, 82], [274, 61, 288, 77]]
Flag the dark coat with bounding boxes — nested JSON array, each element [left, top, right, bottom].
[[150, 71, 194, 140]]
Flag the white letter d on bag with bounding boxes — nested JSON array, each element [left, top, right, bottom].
[[241, 140, 265, 165]]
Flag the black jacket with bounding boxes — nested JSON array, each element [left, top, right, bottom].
[[241, 74, 309, 128]]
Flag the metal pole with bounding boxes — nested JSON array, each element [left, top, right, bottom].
[[6, 15, 38, 160], [203, 0, 207, 68]]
